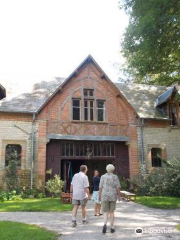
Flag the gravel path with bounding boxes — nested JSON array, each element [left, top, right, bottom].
[[0, 200, 180, 240]]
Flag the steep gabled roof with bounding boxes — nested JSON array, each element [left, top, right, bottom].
[[115, 83, 170, 119], [37, 55, 120, 113], [0, 77, 65, 113], [0, 55, 120, 114], [0, 56, 177, 120]]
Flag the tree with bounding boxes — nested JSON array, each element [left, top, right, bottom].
[[119, 0, 180, 86]]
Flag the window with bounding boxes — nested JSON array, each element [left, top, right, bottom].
[[5, 144, 22, 167], [93, 142, 101, 156], [169, 103, 178, 126], [72, 99, 80, 120], [97, 100, 105, 121], [62, 142, 74, 157], [84, 100, 94, 121], [76, 142, 88, 156], [151, 148, 162, 167], [83, 89, 94, 97], [103, 143, 115, 157]]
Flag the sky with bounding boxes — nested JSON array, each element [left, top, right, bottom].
[[0, 0, 129, 95]]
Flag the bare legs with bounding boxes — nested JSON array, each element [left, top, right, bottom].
[[94, 203, 101, 215], [72, 204, 79, 221], [103, 212, 109, 225], [110, 211, 115, 229], [81, 205, 87, 220], [103, 211, 115, 233]]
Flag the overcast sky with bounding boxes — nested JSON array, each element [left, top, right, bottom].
[[0, 0, 128, 91]]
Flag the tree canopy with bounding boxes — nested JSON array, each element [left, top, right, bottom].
[[119, 0, 180, 85]]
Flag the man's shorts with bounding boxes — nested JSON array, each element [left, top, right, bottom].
[[102, 201, 116, 212], [72, 198, 88, 206]]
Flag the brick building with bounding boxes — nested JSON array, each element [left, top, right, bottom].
[[0, 55, 179, 190]]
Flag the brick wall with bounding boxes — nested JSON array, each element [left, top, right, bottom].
[[38, 62, 140, 180], [0, 114, 38, 189], [138, 125, 180, 171]]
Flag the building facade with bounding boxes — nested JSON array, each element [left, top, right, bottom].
[[0, 56, 179, 190]]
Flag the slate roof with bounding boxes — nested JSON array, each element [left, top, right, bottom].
[[0, 77, 65, 113], [0, 77, 172, 119], [0, 54, 175, 119], [115, 83, 171, 119]]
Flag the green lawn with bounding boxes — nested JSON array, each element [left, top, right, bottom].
[[0, 221, 58, 240], [176, 224, 180, 231], [0, 198, 72, 212], [136, 196, 180, 209]]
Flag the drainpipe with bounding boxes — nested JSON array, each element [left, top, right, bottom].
[[140, 118, 145, 181], [30, 113, 36, 189]]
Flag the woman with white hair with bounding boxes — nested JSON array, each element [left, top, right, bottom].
[[99, 164, 121, 234]]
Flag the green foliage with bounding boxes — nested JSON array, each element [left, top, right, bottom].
[[21, 187, 45, 199], [118, 176, 129, 190], [4, 161, 20, 192], [0, 221, 58, 240], [45, 175, 64, 198], [132, 157, 180, 196], [119, 0, 180, 85], [0, 190, 22, 202]]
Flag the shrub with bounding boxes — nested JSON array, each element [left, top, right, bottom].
[[132, 157, 180, 197], [0, 190, 22, 202], [4, 160, 20, 192], [45, 174, 64, 198], [118, 176, 129, 190], [21, 187, 45, 199]]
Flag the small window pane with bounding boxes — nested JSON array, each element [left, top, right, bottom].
[[90, 108, 93, 121], [111, 144, 115, 156], [80, 143, 84, 156], [70, 143, 74, 156], [89, 90, 94, 96], [73, 99, 80, 107], [84, 108, 88, 120], [62, 142, 65, 156], [103, 144, 106, 156], [66, 143, 69, 156], [84, 89, 88, 96], [76, 143, 80, 156], [73, 108, 80, 120], [97, 101, 104, 108], [107, 144, 111, 156], [98, 109, 104, 121]]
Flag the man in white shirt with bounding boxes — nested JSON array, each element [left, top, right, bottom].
[[70, 165, 91, 227]]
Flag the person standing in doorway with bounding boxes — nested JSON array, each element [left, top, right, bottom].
[[99, 164, 121, 234], [91, 170, 102, 216], [70, 165, 91, 227]]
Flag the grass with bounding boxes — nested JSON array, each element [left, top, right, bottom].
[[0, 221, 58, 240], [0, 198, 72, 212], [176, 224, 180, 231], [136, 196, 180, 209]]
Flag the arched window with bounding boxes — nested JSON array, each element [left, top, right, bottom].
[[5, 144, 22, 167]]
